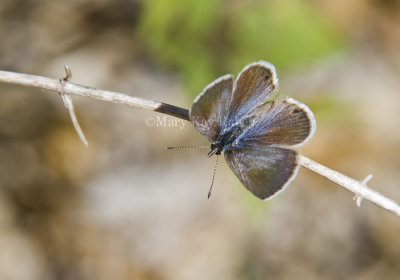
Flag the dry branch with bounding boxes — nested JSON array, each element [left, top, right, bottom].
[[1, 68, 399, 217], [0, 69, 189, 120]]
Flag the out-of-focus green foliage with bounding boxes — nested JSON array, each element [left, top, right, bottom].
[[138, 0, 223, 96], [138, 0, 344, 97], [227, 1, 344, 73]]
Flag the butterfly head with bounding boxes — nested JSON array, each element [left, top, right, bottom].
[[207, 124, 243, 157], [208, 143, 222, 157]]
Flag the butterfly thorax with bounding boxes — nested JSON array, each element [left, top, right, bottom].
[[208, 125, 243, 157]]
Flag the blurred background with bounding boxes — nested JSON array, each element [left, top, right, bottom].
[[1, 0, 400, 279]]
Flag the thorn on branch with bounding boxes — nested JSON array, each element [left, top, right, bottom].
[[63, 64, 72, 82], [353, 174, 373, 207], [362, 174, 373, 184]]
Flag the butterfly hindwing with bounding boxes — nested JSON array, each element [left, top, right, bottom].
[[225, 145, 298, 200]]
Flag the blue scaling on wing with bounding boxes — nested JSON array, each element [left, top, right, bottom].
[[234, 98, 316, 149], [223, 61, 278, 131]]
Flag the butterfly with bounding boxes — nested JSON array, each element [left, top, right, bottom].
[[190, 61, 316, 200]]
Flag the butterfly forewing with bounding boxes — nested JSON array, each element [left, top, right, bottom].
[[226, 61, 278, 128], [225, 145, 298, 200], [190, 74, 234, 142]]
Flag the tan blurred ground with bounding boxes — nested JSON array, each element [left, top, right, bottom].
[[1, 1, 400, 280]]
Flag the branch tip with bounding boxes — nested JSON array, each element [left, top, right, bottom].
[[63, 64, 72, 81], [353, 195, 363, 207], [362, 174, 373, 184]]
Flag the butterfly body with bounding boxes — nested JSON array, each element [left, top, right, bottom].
[[190, 61, 316, 200], [208, 123, 244, 156]]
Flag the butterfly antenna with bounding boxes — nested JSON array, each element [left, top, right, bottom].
[[166, 145, 209, 151], [208, 156, 219, 199]]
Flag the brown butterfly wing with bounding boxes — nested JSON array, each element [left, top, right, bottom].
[[190, 74, 234, 142], [225, 145, 298, 200]]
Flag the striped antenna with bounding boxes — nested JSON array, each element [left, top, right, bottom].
[[208, 156, 219, 199], [166, 145, 209, 150]]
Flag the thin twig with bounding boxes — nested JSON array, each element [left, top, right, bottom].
[[0, 69, 399, 216], [60, 93, 89, 146], [59, 65, 89, 146]]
